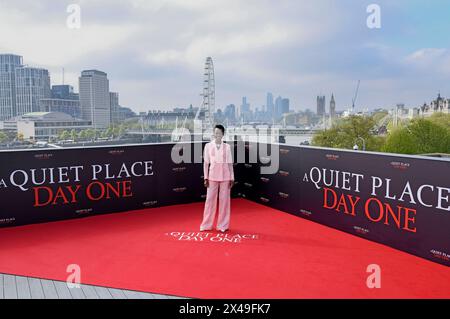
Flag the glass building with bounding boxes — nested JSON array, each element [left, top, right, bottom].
[[0, 54, 23, 120]]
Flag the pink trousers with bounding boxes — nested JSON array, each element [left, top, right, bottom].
[[200, 180, 231, 231]]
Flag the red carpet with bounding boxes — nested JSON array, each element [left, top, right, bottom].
[[0, 198, 448, 298]]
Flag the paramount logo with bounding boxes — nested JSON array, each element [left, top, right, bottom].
[[173, 187, 187, 192], [172, 167, 187, 172]]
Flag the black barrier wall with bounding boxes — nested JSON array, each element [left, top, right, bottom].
[[0, 141, 449, 266], [0, 142, 240, 228], [238, 142, 450, 267]]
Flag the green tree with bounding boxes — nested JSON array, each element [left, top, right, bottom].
[[0, 131, 8, 144], [104, 126, 115, 138], [371, 110, 389, 124], [79, 130, 87, 140], [428, 113, 450, 130], [58, 130, 71, 140], [382, 118, 450, 154], [85, 129, 96, 140], [100, 129, 108, 138], [312, 115, 385, 151], [70, 129, 77, 141]]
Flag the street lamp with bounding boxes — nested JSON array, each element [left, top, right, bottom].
[[353, 136, 366, 151]]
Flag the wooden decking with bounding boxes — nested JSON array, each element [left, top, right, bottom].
[[0, 273, 187, 299]]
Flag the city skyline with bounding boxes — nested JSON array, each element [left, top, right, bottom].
[[4, 51, 448, 117], [1, 1, 449, 113]]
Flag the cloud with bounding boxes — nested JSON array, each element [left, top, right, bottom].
[[0, 0, 449, 112], [0, 2, 139, 67], [404, 48, 450, 75]]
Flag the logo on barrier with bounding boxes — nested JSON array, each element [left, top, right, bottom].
[[165, 231, 259, 243], [390, 161, 410, 170], [280, 148, 290, 154], [143, 200, 158, 207], [108, 150, 125, 155], [260, 197, 270, 203], [353, 225, 370, 235], [173, 187, 187, 193], [34, 153, 54, 160], [75, 208, 92, 215], [0, 217, 15, 225], [430, 249, 450, 262], [279, 170, 289, 176], [260, 177, 270, 183], [325, 154, 339, 161], [1, 161, 154, 209], [300, 166, 450, 234], [300, 209, 312, 216], [278, 192, 289, 199], [172, 167, 187, 172]]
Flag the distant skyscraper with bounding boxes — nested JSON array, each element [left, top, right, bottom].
[[15, 66, 51, 116], [40, 98, 81, 119], [317, 95, 326, 116], [240, 97, 250, 121], [79, 70, 111, 129], [38, 84, 81, 119], [281, 98, 290, 114], [224, 104, 236, 121], [51, 85, 79, 100], [275, 95, 283, 118], [266, 92, 274, 117], [110, 92, 120, 124], [0, 54, 23, 120], [330, 94, 336, 118]]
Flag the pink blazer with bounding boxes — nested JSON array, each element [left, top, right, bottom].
[[203, 141, 235, 181]]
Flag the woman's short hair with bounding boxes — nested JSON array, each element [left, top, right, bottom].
[[214, 124, 225, 134]]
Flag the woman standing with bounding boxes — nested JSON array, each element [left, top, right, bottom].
[[200, 124, 235, 232]]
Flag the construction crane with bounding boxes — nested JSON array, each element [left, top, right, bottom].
[[351, 80, 360, 114]]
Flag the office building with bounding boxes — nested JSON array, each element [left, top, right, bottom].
[[79, 70, 111, 129], [0, 54, 23, 120]]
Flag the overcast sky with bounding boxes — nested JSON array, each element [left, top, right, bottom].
[[1, 0, 449, 113]]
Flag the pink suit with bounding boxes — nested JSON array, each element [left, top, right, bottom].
[[200, 140, 234, 231]]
